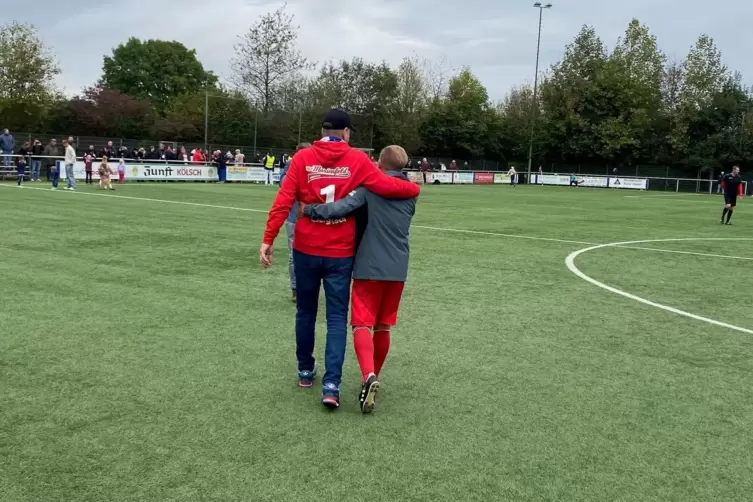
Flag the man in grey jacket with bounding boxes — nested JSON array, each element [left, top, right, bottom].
[[0, 129, 15, 167], [301, 145, 416, 414]]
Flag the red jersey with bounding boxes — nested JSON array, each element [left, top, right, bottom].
[[263, 139, 421, 258]]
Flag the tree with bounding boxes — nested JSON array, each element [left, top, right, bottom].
[[0, 21, 61, 130], [682, 34, 729, 109], [102, 38, 215, 112], [60, 86, 155, 139], [540, 25, 608, 161], [420, 69, 495, 159], [231, 4, 313, 112], [596, 19, 665, 163], [499, 85, 537, 161], [424, 55, 452, 101]]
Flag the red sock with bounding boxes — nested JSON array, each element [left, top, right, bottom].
[[353, 327, 375, 382], [373, 328, 391, 377]]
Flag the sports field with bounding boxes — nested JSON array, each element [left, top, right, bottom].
[[1, 181, 752, 502]]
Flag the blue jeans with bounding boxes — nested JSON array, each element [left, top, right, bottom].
[[31, 160, 41, 180], [65, 164, 76, 189], [293, 250, 354, 387], [1, 150, 11, 167], [218, 166, 227, 182], [51, 166, 60, 188]]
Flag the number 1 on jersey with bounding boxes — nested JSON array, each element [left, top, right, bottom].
[[320, 184, 335, 203]]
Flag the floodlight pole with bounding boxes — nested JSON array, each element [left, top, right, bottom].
[[527, 2, 552, 182], [204, 88, 209, 151]]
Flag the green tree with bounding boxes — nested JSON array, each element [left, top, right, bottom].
[[0, 21, 61, 130], [597, 19, 665, 164], [391, 56, 429, 153], [102, 38, 216, 112], [231, 4, 313, 113], [540, 25, 608, 161], [420, 69, 496, 159]]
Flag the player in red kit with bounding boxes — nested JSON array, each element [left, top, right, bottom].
[[260, 109, 420, 409]]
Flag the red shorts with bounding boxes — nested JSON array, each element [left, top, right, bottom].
[[351, 279, 405, 327]]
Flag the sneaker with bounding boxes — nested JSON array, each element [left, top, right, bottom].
[[298, 367, 317, 388], [321, 382, 340, 409], [291, 289, 297, 304], [726, 222, 732, 225], [51, 187, 57, 190], [358, 374, 380, 414]]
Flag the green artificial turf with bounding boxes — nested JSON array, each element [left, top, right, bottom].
[[1, 182, 752, 501]]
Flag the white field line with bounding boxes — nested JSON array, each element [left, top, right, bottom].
[[4, 184, 753, 261], [624, 193, 709, 198], [566, 238, 753, 335], [0, 185, 594, 246]]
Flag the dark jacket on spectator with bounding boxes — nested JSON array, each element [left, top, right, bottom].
[[31, 143, 44, 160], [42, 143, 61, 167], [215, 155, 228, 170]]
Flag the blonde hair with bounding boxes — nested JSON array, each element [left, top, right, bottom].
[[378, 145, 409, 171]]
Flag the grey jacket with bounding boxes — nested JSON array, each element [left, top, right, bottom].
[[0, 133, 15, 152], [304, 170, 416, 282]]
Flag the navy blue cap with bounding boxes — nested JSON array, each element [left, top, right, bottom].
[[322, 109, 353, 131]]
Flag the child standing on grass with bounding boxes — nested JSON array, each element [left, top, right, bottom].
[[16, 156, 26, 187], [84, 153, 94, 184], [117, 158, 126, 184], [302, 145, 417, 414], [98, 157, 115, 191]]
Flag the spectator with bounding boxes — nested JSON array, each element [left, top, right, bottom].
[[440, 162, 447, 171], [421, 157, 430, 183], [30, 139, 44, 182], [86, 144, 97, 158], [100, 141, 114, 160], [43, 139, 60, 181], [16, 155, 27, 187], [18, 141, 31, 162], [0, 129, 15, 167], [263, 151, 276, 185], [63, 139, 77, 191], [84, 153, 94, 184], [67, 136, 77, 153], [179, 146, 189, 163], [146, 146, 158, 160], [449, 160, 457, 171], [234, 149, 245, 165], [117, 158, 126, 183], [137, 147, 146, 160], [117, 145, 129, 159], [164, 145, 176, 161], [718, 171, 725, 194], [463, 161, 469, 169], [215, 150, 228, 183], [192, 148, 205, 164]]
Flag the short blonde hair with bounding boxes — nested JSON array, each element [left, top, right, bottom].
[[378, 145, 408, 171]]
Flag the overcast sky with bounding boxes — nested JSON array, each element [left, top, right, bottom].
[[7, 0, 753, 100]]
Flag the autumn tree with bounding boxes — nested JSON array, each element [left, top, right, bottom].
[[231, 4, 313, 113]]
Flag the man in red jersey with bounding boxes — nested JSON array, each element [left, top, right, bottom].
[[260, 109, 420, 409]]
